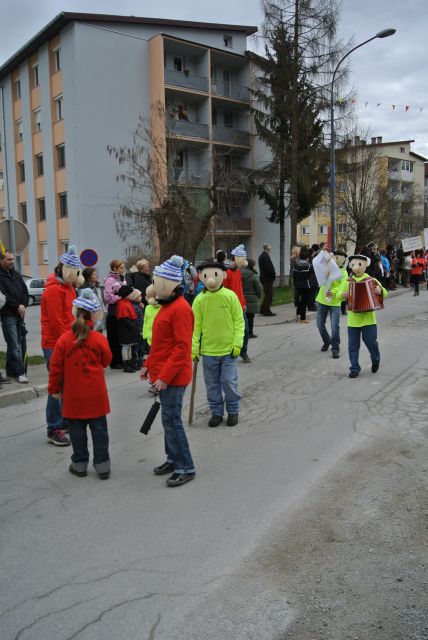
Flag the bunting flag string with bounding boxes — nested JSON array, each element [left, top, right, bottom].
[[337, 97, 424, 113]]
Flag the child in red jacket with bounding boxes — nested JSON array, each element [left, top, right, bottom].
[[49, 289, 112, 479]]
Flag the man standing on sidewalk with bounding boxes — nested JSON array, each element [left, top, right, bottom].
[[0, 251, 29, 383], [258, 244, 276, 317]]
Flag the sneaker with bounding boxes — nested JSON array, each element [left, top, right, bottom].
[[153, 461, 175, 476], [208, 415, 223, 427], [0, 373, 12, 384], [227, 414, 239, 427], [240, 353, 251, 363], [349, 371, 359, 379], [321, 344, 330, 352], [47, 429, 70, 446], [332, 351, 340, 359], [69, 464, 87, 478], [371, 363, 379, 373], [166, 472, 195, 487], [17, 375, 28, 384]]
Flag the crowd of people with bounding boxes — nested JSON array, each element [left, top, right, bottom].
[[0, 238, 425, 486]]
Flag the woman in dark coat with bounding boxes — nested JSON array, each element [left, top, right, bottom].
[[240, 258, 263, 338]]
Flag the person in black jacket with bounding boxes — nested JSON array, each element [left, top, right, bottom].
[[125, 259, 152, 306], [0, 251, 29, 382], [292, 247, 314, 323], [258, 244, 276, 316]]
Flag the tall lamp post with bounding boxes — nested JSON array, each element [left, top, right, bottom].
[[329, 28, 396, 251]]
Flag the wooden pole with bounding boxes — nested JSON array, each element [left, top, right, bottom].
[[188, 359, 198, 425]]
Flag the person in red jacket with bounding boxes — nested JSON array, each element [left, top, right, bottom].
[[410, 249, 425, 296], [224, 244, 250, 363], [49, 288, 112, 479], [140, 255, 196, 487], [41, 246, 84, 446]]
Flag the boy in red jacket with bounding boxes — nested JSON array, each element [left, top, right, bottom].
[[49, 289, 112, 479], [140, 255, 196, 487]]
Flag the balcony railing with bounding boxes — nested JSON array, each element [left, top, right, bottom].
[[212, 126, 250, 146], [215, 216, 252, 233], [169, 169, 211, 187], [168, 119, 209, 140], [165, 68, 208, 92], [211, 80, 249, 101]]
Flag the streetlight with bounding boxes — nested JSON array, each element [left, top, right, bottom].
[[329, 28, 396, 251]]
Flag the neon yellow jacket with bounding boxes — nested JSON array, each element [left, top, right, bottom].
[[345, 273, 387, 327], [192, 287, 245, 357], [142, 304, 161, 345], [316, 267, 348, 306]]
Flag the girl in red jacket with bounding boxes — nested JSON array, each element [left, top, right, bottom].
[[49, 289, 112, 479]]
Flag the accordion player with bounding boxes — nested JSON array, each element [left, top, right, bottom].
[[348, 276, 384, 312]]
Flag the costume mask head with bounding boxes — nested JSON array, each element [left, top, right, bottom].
[[72, 288, 104, 323], [60, 245, 84, 288], [349, 255, 370, 277], [152, 255, 184, 302], [197, 261, 227, 292], [231, 244, 247, 268], [333, 250, 347, 268], [145, 284, 159, 307]]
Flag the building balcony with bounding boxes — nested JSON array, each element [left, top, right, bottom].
[[212, 126, 250, 146], [401, 170, 414, 182], [215, 216, 252, 234], [388, 169, 401, 180], [165, 68, 209, 93], [167, 119, 209, 140], [169, 169, 211, 187], [211, 80, 249, 102]]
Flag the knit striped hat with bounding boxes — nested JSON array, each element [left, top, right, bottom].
[[231, 244, 246, 257], [73, 288, 101, 312], [153, 255, 184, 282], [60, 245, 82, 269]]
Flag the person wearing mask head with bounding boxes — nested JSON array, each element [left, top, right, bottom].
[[103, 259, 126, 369], [79, 268, 105, 332]]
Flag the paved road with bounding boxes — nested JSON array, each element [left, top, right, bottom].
[[0, 289, 425, 639], [0, 304, 43, 357]]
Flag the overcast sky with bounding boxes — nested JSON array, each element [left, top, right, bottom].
[[1, 0, 427, 156]]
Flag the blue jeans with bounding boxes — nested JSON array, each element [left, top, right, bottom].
[[159, 386, 195, 475], [348, 325, 380, 373], [67, 415, 110, 474], [316, 303, 341, 352], [242, 312, 249, 355], [1, 315, 26, 377], [43, 348, 64, 434], [202, 354, 240, 416]]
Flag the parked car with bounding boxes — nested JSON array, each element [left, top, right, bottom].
[[25, 278, 46, 305]]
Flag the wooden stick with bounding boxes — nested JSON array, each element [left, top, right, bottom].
[[188, 359, 198, 425]]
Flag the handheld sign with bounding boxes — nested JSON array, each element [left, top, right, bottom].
[[80, 249, 98, 267]]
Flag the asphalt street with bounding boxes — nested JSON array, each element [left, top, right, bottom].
[[0, 289, 426, 639]]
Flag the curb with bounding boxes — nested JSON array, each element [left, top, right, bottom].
[[0, 383, 48, 409]]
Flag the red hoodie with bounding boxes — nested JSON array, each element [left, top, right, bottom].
[[224, 266, 246, 309], [41, 274, 76, 349]]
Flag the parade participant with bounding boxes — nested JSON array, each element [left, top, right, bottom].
[[48, 289, 112, 479], [410, 250, 425, 296], [192, 261, 245, 427], [142, 285, 160, 350], [103, 259, 126, 369], [342, 255, 387, 379], [140, 255, 195, 487], [41, 245, 84, 446], [225, 244, 250, 363], [78, 267, 105, 332], [116, 284, 142, 372], [316, 249, 348, 358]]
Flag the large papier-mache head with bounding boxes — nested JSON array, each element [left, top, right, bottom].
[[349, 254, 370, 277], [197, 261, 227, 292], [60, 245, 84, 288], [231, 244, 247, 268], [153, 255, 184, 300], [72, 287, 104, 323], [333, 249, 347, 268]]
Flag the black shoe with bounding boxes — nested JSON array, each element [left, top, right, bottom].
[[240, 353, 251, 363], [0, 373, 12, 384], [166, 472, 195, 487], [98, 471, 110, 480], [262, 311, 276, 317], [110, 363, 123, 370], [308, 307, 317, 312], [321, 344, 330, 352], [208, 415, 223, 427], [227, 414, 239, 427], [349, 371, 359, 378], [123, 361, 136, 373], [129, 360, 140, 371], [371, 363, 379, 373], [249, 333, 258, 339], [154, 461, 175, 476], [332, 351, 340, 359], [69, 464, 87, 478]]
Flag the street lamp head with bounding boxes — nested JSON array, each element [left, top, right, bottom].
[[376, 28, 396, 38]]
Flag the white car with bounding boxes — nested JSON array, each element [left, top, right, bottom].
[[25, 278, 46, 305]]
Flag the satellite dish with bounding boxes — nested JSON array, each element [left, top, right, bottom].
[[0, 219, 30, 255]]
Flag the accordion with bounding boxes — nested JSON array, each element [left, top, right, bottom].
[[348, 277, 384, 312]]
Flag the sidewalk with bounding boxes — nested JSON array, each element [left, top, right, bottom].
[[0, 288, 410, 409]]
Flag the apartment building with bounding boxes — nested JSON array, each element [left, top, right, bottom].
[[298, 137, 427, 248], [0, 12, 286, 278]]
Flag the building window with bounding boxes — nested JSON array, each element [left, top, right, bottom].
[[0, 171, 3, 190], [173, 56, 183, 72], [60, 240, 69, 253], [18, 161, 25, 183], [34, 108, 42, 132], [54, 95, 63, 121], [400, 147, 405, 153], [301, 226, 309, 235], [36, 153, 44, 177], [20, 203, 27, 224], [14, 79, 21, 100], [337, 223, 347, 234], [38, 198, 46, 221], [59, 192, 68, 218], [41, 242, 49, 264], [223, 111, 233, 128], [16, 119, 23, 142], [33, 64, 39, 87], [319, 224, 328, 235], [410, 162, 414, 172], [223, 35, 233, 48], [53, 47, 62, 72], [0, 208, 5, 220], [57, 144, 66, 169]]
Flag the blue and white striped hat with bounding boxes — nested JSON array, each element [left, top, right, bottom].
[[153, 255, 184, 282], [73, 288, 101, 312], [60, 245, 82, 269], [231, 244, 246, 257]]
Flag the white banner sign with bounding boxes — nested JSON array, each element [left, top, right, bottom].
[[401, 236, 423, 252], [424, 228, 428, 249]]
